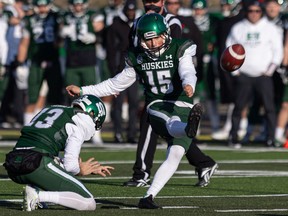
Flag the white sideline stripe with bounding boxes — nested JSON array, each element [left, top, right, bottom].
[[1, 194, 288, 202], [216, 209, 288, 213], [2, 194, 288, 201], [2, 159, 288, 166], [121, 206, 199, 210], [175, 170, 288, 176], [1, 141, 288, 152], [1, 169, 288, 182]]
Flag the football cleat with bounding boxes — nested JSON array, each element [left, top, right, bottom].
[[195, 163, 218, 187], [22, 185, 41, 211], [138, 195, 162, 209], [123, 178, 150, 187], [185, 103, 203, 138]]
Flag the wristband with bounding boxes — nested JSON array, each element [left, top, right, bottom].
[[80, 87, 83, 96]]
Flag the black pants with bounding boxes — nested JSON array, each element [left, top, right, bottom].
[[132, 107, 216, 180], [0, 68, 26, 124], [230, 74, 276, 141]]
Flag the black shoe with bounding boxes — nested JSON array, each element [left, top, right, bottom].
[[138, 195, 162, 209], [266, 139, 275, 147], [228, 137, 242, 149], [185, 103, 203, 138], [195, 163, 218, 187], [114, 133, 124, 143], [123, 178, 150, 187]]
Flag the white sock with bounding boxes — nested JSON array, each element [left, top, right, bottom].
[[122, 102, 128, 122], [146, 145, 185, 198], [275, 127, 285, 140], [239, 117, 248, 130], [223, 103, 234, 132], [39, 191, 96, 211], [39, 80, 49, 97], [166, 116, 186, 138]]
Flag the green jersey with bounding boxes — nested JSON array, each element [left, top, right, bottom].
[[126, 38, 195, 104], [60, 10, 97, 67], [23, 12, 60, 64], [15, 105, 76, 156]]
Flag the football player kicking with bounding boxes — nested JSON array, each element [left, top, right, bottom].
[[66, 13, 217, 209], [4, 95, 114, 211]]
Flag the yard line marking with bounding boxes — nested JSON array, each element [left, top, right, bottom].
[[1, 194, 288, 203], [1, 159, 288, 166], [96, 194, 288, 199], [1, 141, 288, 152], [1, 169, 288, 182], [175, 170, 288, 176], [121, 206, 199, 210], [216, 208, 288, 213]]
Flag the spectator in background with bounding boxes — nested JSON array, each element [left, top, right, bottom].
[[106, 0, 142, 143], [165, 0, 203, 76], [94, 0, 125, 123], [226, 0, 283, 148], [264, 0, 288, 146], [190, 0, 221, 134], [60, 0, 102, 144], [212, 0, 249, 141], [0, 0, 9, 99], [0, 0, 27, 129], [22, 0, 63, 126]]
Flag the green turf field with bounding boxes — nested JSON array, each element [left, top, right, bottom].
[[0, 143, 288, 216]]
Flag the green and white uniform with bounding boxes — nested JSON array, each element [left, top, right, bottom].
[[13, 105, 95, 197], [82, 39, 197, 150], [23, 11, 63, 104], [60, 10, 98, 87]]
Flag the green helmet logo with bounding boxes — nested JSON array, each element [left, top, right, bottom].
[[33, 0, 51, 5], [191, 0, 207, 8], [136, 13, 171, 59], [72, 95, 106, 130]]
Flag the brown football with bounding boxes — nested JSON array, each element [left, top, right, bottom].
[[220, 44, 245, 72]]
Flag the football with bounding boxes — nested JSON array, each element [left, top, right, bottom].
[[220, 44, 245, 72]]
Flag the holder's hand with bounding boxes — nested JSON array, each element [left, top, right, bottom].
[[184, 85, 194, 98], [66, 85, 81, 97]]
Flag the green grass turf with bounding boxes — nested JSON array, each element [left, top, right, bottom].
[[0, 145, 288, 216]]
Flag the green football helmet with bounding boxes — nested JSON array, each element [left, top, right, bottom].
[[71, 95, 106, 130], [191, 0, 207, 9], [33, 0, 51, 5], [136, 13, 171, 59]]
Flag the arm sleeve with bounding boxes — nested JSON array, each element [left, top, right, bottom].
[[178, 44, 198, 92], [82, 66, 137, 97], [63, 113, 95, 175]]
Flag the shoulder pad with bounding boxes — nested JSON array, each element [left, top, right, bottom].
[[176, 40, 195, 59]]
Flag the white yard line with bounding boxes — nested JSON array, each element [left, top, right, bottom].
[[216, 209, 288, 213]]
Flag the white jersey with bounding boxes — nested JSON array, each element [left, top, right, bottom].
[[226, 17, 283, 77]]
